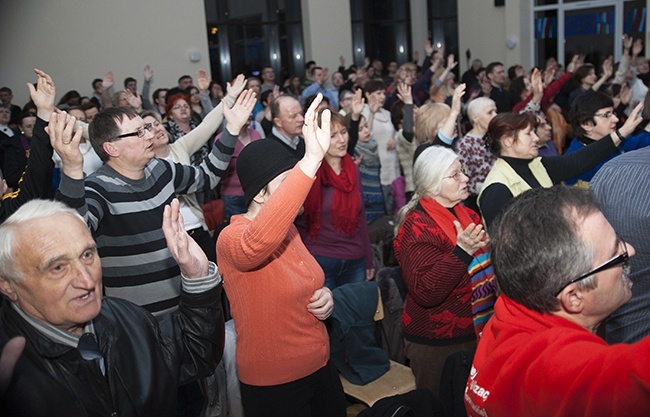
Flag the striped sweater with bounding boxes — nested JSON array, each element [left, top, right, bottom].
[[394, 205, 477, 344], [57, 130, 237, 315]]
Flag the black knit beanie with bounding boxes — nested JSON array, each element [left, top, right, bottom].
[[237, 139, 300, 207]]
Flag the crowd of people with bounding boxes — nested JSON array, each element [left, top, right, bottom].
[[1, 33, 650, 417]]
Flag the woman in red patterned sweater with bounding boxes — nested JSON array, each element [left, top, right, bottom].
[[393, 145, 488, 396]]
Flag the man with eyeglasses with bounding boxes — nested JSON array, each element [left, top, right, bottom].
[[0, 198, 224, 416], [465, 186, 650, 417], [565, 90, 650, 186], [53, 90, 254, 317]]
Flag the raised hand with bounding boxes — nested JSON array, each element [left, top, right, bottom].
[[307, 287, 334, 320], [623, 34, 633, 52], [454, 221, 488, 256], [122, 89, 142, 111], [196, 69, 210, 93], [224, 89, 256, 135], [542, 67, 555, 87], [300, 93, 330, 176], [446, 53, 458, 70], [102, 71, 114, 90], [144, 65, 153, 82], [566, 55, 581, 73], [602, 57, 614, 78], [226, 74, 247, 100], [451, 83, 466, 115], [397, 83, 412, 105], [47, 112, 84, 179], [27, 68, 56, 120], [531, 68, 544, 101], [619, 83, 632, 105], [162, 198, 209, 279], [351, 88, 365, 117], [618, 102, 644, 138]]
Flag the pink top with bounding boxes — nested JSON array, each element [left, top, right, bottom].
[[215, 129, 263, 196]]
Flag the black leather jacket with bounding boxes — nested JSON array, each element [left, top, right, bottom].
[[0, 284, 224, 417]]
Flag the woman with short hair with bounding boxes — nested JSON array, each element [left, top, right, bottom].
[[478, 105, 643, 229], [454, 97, 497, 211]]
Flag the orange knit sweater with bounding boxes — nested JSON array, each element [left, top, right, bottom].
[[217, 166, 329, 386]]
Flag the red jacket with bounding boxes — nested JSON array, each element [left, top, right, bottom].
[[465, 296, 650, 417]]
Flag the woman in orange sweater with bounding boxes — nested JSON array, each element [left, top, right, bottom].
[[216, 94, 346, 417]]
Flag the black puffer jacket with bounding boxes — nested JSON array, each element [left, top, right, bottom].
[[0, 284, 224, 417]]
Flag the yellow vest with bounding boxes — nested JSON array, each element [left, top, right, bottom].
[[478, 157, 553, 209]]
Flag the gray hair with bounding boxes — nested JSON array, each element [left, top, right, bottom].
[[490, 186, 599, 313], [0, 200, 85, 282], [394, 146, 458, 233], [467, 97, 496, 122]]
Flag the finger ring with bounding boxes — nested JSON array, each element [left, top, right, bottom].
[[63, 141, 71, 145]]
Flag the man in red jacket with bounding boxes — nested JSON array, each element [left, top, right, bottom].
[[465, 186, 650, 417]]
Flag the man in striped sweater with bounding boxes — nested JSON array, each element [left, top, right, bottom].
[[54, 90, 255, 316]]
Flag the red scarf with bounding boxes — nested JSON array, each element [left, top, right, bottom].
[[419, 197, 474, 245], [304, 154, 360, 238]]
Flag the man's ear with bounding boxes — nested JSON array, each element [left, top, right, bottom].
[[0, 276, 18, 302], [272, 117, 282, 129], [558, 284, 585, 315], [103, 141, 120, 159]]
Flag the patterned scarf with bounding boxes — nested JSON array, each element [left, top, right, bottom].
[[303, 154, 360, 238], [354, 139, 380, 167]]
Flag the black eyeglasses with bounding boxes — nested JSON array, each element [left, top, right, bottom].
[[554, 241, 629, 297], [112, 123, 152, 140]]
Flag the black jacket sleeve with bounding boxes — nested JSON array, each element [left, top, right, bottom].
[[541, 134, 618, 183], [478, 183, 514, 231], [347, 117, 360, 155], [1, 118, 54, 218]]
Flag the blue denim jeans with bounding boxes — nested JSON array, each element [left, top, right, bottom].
[[313, 256, 366, 290], [222, 194, 247, 221]]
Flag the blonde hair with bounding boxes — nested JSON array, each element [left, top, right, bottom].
[[414, 102, 451, 144], [394, 146, 458, 234]]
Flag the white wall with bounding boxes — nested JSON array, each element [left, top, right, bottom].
[[458, 0, 508, 73], [0, 0, 210, 107], [301, 0, 353, 72], [410, 0, 429, 60]]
